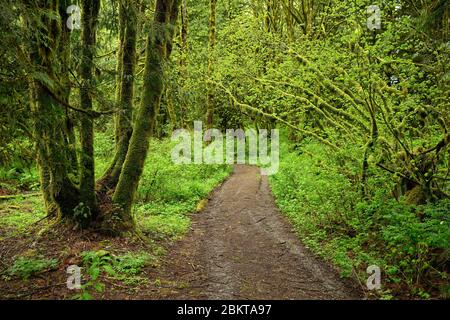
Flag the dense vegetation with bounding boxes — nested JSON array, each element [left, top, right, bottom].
[[0, 0, 448, 299]]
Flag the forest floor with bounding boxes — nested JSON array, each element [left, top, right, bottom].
[[0, 165, 363, 300]]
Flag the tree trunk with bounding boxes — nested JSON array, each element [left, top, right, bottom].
[[114, 0, 126, 147], [98, 0, 138, 193], [283, 0, 295, 41], [26, 0, 81, 220], [79, 0, 101, 220], [112, 0, 181, 225], [206, 0, 217, 128], [179, 0, 188, 127], [301, 0, 313, 36], [30, 84, 81, 220]]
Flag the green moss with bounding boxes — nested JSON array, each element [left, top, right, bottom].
[[139, 213, 190, 240]]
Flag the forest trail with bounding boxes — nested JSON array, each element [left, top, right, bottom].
[[154, 165, 363, 300]]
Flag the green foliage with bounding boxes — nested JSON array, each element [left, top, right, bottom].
[[7, 256, 57, 280], [138, 210, 190, 240], [136, 139, 231, 203], [1, 0, 448, 300], [375, 199, 449, 287], [93, 131, 232, 240], [73, 202, 92, 222], [113, 252, 153, 276], [0, 166, 40, 193], [130, 138, 231, 239], [93, 131, 116, 179], [0, 197, 46, 235], [271, 134, 449, 298], [75, 249, 156, 299], [81, 249, 154, 280]]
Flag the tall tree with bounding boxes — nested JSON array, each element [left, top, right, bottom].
[[112, 0, 181, 225], [26, 0, 81, 220], [79, 0, 101, 218], [179, 0, 188, 127], [59, 0, 78, 176], [25, 0, 103, 227], [98, 0, 138, 193]]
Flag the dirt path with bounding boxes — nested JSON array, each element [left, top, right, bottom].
[[155, 165, 363, 300]]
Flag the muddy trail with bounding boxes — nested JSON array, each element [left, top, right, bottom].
[[150, 165, 363, 300]]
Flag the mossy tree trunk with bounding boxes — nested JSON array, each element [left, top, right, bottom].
[[282, 0, 295, 41], [179, 0, 188, 127], [79, 0, 101, 220], [301, 0, 313, 36], [98, 0, 138, 193], [265, 0, 280, 33], [26, 0, 81, 219], [58, 0, 78, 177], [112, 0, 181, 225], [361, 99, 378, 198], [29, 75, 81, 221], [206, 0, 217, 128], [97, 0, 126, 189]]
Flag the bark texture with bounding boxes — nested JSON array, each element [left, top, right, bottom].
[[112, 0, 181, 225]]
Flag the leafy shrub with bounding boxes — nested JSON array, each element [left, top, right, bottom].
[[7, 256, 57, 280], [0, 166, 39, 192], [114, 252, 153, 276]]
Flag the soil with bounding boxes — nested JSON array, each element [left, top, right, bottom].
[[148, 165, 363, 299]]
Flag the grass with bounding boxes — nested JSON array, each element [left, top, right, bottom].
[[269, 134, 449, 299], [129, 138, 232, 240], [6, 255, 58, 280], [74, 249, 164, 299], [0, 196, 45, 236]]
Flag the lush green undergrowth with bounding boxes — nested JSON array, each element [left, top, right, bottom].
[[95, 132, 232, 239], [0, 196, 45, 236], [1, 131, 231, 239], [0, 130, 233, 298], [73, 249, 159, 299], [0, 167, 39, 194], [270, 135, 449, 299], [133, 138, 232, 240], [6, 255, 58, 280], [0, 133, 231, 298], [1, 133, 231, 240]]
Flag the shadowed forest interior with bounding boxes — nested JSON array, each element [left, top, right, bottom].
[[0, 0, 448, 300]]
